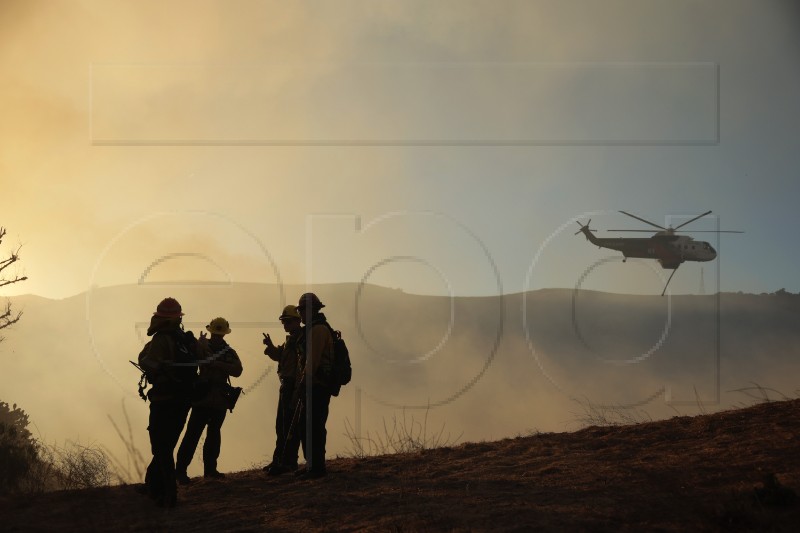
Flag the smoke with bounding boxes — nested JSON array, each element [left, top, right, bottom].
[[3, 284, 798, 480]]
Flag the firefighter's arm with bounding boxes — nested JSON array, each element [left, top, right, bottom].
[[139, 335, 172, 374], [210, 349, 243, 378], [263, 342, 285, 362]]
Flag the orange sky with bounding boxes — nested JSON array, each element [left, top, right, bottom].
[[2, 1, 799, 298]]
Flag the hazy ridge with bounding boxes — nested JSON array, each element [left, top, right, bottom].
[[1, 284, 798, 479]]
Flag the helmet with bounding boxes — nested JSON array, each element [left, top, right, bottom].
[[206, 317, 231, 335], [154, 297, 184, 318], [279, 305, 301, 321], [297, 292, 325, 311]]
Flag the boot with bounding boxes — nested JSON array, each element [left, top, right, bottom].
[[267, 462, 298, 476]]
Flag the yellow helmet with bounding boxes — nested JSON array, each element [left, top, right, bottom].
[[206, 317, 231, 335], [279, 305, 301, 321]]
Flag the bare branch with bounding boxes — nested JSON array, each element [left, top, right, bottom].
[[0, 303, 22, 343], [1, 300, 23, 330], [0, 275, 28, 288], [0, 243, 24, 273], [0, 255, 16, 270], [0, 226, 27, 342]]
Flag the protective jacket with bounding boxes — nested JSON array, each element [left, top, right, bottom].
[[139, 316, 198, 403], [194, 337, 243, 410], [264, 333, 299, 381], [296, 313, 333, 389]]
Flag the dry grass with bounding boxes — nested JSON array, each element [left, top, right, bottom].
[[728, 381, 794, 405], [342, 407, 462, 458], [9, 439, 112, 495], [3, 398, 799, 531], [103, 400, 148, 485], [570, 396, 655, 427]]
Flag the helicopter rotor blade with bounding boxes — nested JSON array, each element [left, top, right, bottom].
[[607, 229, 744, 233], [619, 211, 665, 230], [672, 210, 713, 231], [673, 230, 744, 233], [607, 229, 661, 232]]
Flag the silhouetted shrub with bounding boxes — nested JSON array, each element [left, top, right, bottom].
[[0, 400, 111, 494], [0, 401, 38, 494]]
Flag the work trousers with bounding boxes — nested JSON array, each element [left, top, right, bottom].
[[175, 405, 227, 474], [298, 384, 332, 473], [145, 399, 190, 503], [273, 380, 301, 466]]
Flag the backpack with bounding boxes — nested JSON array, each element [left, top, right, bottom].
[[134, 339, 159, 401], [135, 330, 198, 401], [323, 323, 351, 397]]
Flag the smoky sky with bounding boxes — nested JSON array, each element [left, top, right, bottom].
[[1, 0, 798, 299]]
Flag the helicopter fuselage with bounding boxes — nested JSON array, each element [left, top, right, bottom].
[[579, 227, 716, 269]]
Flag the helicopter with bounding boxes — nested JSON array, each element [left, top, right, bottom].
[[575, 210, 743, 295]]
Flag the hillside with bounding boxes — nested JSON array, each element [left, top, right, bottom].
[[3, 284, 799, 482], [3, 398, 799, 532]]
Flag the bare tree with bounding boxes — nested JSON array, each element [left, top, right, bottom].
[[0, 227, 27, 340]]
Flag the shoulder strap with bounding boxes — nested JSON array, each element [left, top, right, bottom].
[[326, 322, 343, 341], [314, 319, 337, 335]]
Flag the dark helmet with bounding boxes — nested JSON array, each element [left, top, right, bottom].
[[297, 292, 325, 311], [154, 297, 184, 318]]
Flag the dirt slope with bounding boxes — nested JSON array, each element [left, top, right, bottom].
[[3, 399, 799, 532]]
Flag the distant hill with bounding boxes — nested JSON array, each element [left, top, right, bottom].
[[1, 284, 798, 480], [3, 398, 799, 531]]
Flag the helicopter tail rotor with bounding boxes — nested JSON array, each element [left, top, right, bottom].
[[574, 220, 596, 240]]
